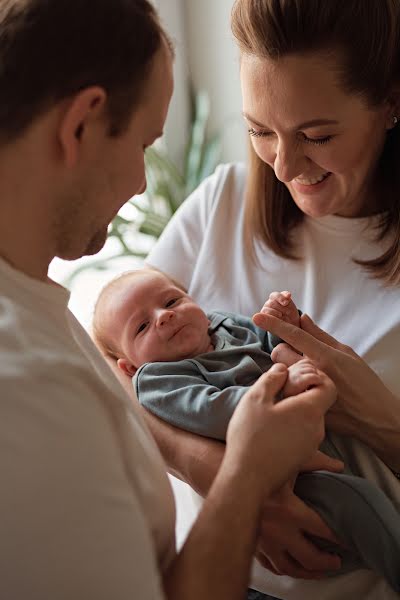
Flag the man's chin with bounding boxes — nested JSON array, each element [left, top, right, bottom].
[[58, 230, 108, 261]]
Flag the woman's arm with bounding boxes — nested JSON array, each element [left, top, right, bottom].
[[254, 311, 400, 471]]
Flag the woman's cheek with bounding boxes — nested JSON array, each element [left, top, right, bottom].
[[251, 140, 274, 168]]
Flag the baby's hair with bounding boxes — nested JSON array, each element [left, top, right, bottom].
[[92, 267, 185, 360]]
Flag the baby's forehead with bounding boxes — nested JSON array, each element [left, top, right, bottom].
[[118, 271, 180, 303]]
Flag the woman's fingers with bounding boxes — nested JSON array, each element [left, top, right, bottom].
[[300, 314, 351, 353], [299, 450, 344, 474], [257, 492, 342, 578], [254, 312, 330, 360]]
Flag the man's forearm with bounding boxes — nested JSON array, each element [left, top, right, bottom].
[[142, 409, 224, 496], [164, 458, 264, 600]]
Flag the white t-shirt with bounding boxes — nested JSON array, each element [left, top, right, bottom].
[[148, 162, 400, 600], [0, 257, 176, 600]]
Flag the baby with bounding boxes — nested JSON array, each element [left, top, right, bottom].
[[93, 267, 400, 592]]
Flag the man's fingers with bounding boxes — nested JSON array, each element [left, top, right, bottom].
[[252, 363, 288, 401], [275, 384, 336, 446]]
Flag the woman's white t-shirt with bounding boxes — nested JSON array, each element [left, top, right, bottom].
[[148, 162, 400, 600]]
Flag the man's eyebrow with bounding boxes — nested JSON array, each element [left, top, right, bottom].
[[242, 112, 339, 130]]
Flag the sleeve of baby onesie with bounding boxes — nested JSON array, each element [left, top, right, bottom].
[[135, 360, 248, 441], [224, 311, 278, 353]]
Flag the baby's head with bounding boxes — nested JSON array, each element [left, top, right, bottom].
[[93, 268, 211, 376]]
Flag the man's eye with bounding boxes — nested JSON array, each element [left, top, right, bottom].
[[165, 298, 178, 307], [137, 322, 147, 334]]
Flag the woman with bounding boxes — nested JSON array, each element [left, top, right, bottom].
[[143, 1, 400, 598]]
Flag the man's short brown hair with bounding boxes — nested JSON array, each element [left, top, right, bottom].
[[0, 0, 172, 143]]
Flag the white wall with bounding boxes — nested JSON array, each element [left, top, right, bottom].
[[156, 0, 247, 165], [156, 0, 191, 166], [183, 0, 247, 163]]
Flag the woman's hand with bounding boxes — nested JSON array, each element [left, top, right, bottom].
[[255, 449, 343, 579], [255, 483, 341, 579], [253, 312, 400, 470]]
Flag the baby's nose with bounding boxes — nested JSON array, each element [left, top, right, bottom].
[[156, 309, 174, 327]]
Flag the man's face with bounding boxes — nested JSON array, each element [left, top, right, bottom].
[[106, 271, 211, 370], [55, 43, 173, 260]]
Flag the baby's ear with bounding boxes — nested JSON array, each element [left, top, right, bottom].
[[117, 358, 137, 378]]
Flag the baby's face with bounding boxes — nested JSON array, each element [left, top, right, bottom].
[[112, 271, 211, 371]]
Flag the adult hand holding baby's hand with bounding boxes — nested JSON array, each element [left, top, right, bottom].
[[225, 360, 336, 508], [253, 311, 400, 471], [260, 290, 300, 326]]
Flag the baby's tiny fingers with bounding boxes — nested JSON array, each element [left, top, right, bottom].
[[269, 291, 290, 306]]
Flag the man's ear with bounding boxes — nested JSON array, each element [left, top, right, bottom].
[[58, 86, 107, 167], [117, 358, 137, 378]]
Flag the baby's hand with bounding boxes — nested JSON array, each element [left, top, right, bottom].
[[260, 291, 300, 327], [282, 358, 324, 398]]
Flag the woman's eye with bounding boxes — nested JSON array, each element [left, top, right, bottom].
[[302, 134, 333, 146], [137, 322, 148, 334], [248, 127, 270, 138], [165, 298, 178, 307]]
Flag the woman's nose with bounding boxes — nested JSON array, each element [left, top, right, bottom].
[[273, 139, 308, 183], [156, 309, 174, 328]]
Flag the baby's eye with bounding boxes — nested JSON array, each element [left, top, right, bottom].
[[165, 298, 178, 307], [137, 322, 148, 334]]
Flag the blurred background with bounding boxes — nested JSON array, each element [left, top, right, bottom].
[[49, 0, 247, 328]]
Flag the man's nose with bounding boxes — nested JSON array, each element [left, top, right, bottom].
[[156, 309, 174, 328]]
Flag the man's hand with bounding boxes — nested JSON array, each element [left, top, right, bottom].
[[226, 362, 336, 502]]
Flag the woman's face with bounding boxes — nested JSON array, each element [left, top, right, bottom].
[[241, 52, 395, 218]]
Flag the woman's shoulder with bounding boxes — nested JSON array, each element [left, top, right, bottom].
[[175, 161, 247, 226], [203, 161, 247, 196]]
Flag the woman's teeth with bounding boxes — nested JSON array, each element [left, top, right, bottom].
[[294, 172, 330, 186]]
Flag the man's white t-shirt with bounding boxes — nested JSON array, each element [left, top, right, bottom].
[[148, 162, 400, 600], [0, 257, 176, 600]]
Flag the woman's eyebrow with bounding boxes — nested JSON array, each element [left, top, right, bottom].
[[242, 112, 339, 130]]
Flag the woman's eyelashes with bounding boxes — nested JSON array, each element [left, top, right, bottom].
[[247, 127, 333, 146], [300, 133, 333, 146]]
